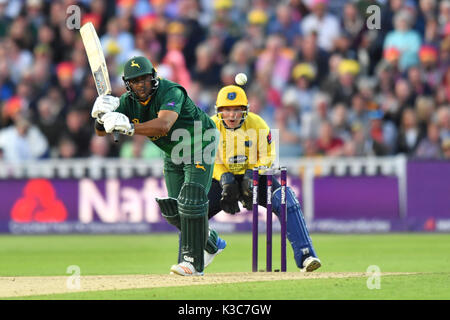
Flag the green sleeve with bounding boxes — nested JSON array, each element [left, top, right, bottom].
[[159, 87, 184, 114]]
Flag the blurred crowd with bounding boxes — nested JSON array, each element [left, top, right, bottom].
[[0, 0, 449, 163]]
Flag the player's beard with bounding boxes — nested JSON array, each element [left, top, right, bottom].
[[132, 81, 152, 102]]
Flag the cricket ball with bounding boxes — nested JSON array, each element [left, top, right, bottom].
[[235, 73, 247, 86]]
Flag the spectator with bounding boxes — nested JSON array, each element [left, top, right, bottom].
[[301, 0, 341, 53], [62, 109, 92, 158], [328, 59, 360, 105], [6, 38, 33, 84], [303, 138, 320, 158], [35, 97, 65, 151], [228, 40, 255, 81], [161, 49, 192, 90], [348, 93, 370, 127], [438, 1, 450, 30], [416, 0, 438, 39], [386, 78, 414, 126], [0, 113, 48, 162], [296, 33, 329, 85], [0, 57, 14, 102], [383, 9, 422, 71], [301, 91, 331, 139], [414, 122, 442, 158], [267, 3, 302, 46], [100, 17, 135, 65], [415, 95, 435, 134], [435, 106, 450, 140], [191, 42, 221, 90], [55, 62, 78, 112], [441, 67, 450, 103], [366, 109, 397, 156], [418, 44, 441, 89], [286, 62, 318, 114], [89, 135, 112, 158], [0, 0, 12, 38], [220, 63, 239, 86], [247, 84, 274, 127], [315, 121, 344, 156], [396, 108, 424, 155], [331, 103, 352, 143], [442, 137, 450, 159], [176, 0, 207, 67], [275, 89, 303, 157], [347, 122, 369, 156], [244, 8, 269, 52], [340, 2, 365, 50], [407, 64, 433, 101], [255, 34, 294, 91], [57, 135, 77, 159]]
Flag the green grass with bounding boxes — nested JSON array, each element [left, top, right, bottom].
[[1, 233, 449, 299]]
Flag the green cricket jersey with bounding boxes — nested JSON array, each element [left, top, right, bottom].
[[115, 78, 217, 162]]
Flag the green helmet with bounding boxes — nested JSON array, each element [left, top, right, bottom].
[[122, 56, 159, 101], [123, 56, 155, 80]]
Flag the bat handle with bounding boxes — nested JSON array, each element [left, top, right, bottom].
[[113, 131, 119, 143], [98, 112, 119, 143]]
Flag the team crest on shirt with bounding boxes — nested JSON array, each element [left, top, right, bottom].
[[245, 140, 252, 147], [267, 130, 272, 144]]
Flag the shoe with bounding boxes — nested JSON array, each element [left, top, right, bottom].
[[204, 236, 227, 268], [301, 256, 321, 272], [170, 261, 204, 276]]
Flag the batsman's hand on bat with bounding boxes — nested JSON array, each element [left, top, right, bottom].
[[219, 172, 240, 214], [240, 169, 253, 211], [101, 112, 135, 136], [91, 95, 120, 124]]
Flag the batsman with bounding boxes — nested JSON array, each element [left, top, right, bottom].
[[91, 56, 225, 276], [208, 84, 321, 272]]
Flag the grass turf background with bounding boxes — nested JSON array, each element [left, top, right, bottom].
[[1, 233, 449, 299]]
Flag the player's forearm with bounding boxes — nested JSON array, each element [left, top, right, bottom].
[[95, 129, 107, 136], [94, 120, 107, 136], [134, 118, 173, 137]]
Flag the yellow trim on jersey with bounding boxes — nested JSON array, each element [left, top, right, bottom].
[[139, 96, 152, 106], [211, 112, 275, 181]]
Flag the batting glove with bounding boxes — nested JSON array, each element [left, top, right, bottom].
[[101, 112, 135, 136], [92, 95, 120, 123]]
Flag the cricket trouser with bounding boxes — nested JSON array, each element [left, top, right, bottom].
[[161, 141, 218, 272], [208, 175, 318, 269]]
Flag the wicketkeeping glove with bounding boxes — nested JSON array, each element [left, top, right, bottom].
[[91, 95, 120, 123], [101, 112, 135, 136], [240, 169, 253, 211], [219, 172, 240, 214]]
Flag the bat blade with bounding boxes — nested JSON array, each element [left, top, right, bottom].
[[80, 22, 112, 96], [80, 22, 119, 142]]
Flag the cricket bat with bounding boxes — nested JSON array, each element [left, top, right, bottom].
[[80, 22, 119, 142]]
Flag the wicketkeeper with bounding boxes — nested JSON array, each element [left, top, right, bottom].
[[208, 84, 321, 272], [91, 56, 225, 276]]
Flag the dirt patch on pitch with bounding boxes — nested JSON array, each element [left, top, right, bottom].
[[0, 272, 416, 298]]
